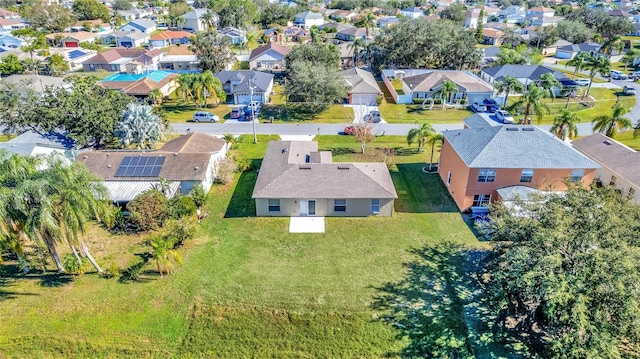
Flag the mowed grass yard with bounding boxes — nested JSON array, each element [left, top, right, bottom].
[[0, 135, 485, 357]]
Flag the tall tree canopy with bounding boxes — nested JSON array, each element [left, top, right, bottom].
[[565, 8, 634, 40], [72, 0, 109, 22], [372, 19, 480, 70], [285, 43, 340, 68], [23, 3, 76, 32], [484, 186, 640, 358], [189, 31, 235, 73], [208, 0, 258, 29], [284, 59, 347, 113]]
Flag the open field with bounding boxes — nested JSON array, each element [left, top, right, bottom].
[[0, 134, 512, 357]]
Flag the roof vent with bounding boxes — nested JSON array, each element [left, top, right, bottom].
[[522, 127, 535, 131], [174, 153, 178, 156], [338, 165, 350, 170], [194, 166, 199, 170], [107, 164, 111, 168], [603, 141, 612, 145], [83, 155, 88, 159], [106, 153, 110, 156], [506, 127, 518, 131], [299, 165, 311, 169], [281, 148, 287, 153]]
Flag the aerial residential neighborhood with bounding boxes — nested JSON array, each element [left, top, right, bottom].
[[1, 0, 640, 356]]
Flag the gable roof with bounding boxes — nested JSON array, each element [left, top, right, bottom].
[[83, 48, 159, 65], [150, 30, 193, 41], [403, 70, 494, 93], [342, 68, 382, 95], [295, 11, 324, 20], [77, 132, 225, 182], [115, 30, 149, 41], [0, 8, 18, 18], [249, 43, 290, 61], [121, 19, 156, 31], [100, 71, 178, 96], [0, 18, 21, 26], [572, 133, 640, 188], [482, 65, 567, 82], [181, 8, 208, 20], [337, 27, 366, 37], [215, 70, 274, 92], [557, 42, 601, 53], [252, 141, 398, 199], [443, 126, 599, 169], [45, 32, 96, 41]]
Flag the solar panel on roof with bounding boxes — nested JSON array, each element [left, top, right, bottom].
[[114, 156, 166, 177]]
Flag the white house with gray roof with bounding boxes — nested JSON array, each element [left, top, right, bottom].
[[293, 11, 325, 29], [215, 70, 274, 104], [342, 68, 382, 105], [252, 141, 398, 217], [437, 125, 599, 210]]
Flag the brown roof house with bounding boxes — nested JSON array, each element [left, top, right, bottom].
[[381, 69, 494, 105], [82, 48, 163, 72], [252, 141, 398, 217], [99, 70, 178, 97], [248, 43, 290, 73], [77, 132, 227, 204], [437, 124, 599, 211], [572, 133, 640, 203]]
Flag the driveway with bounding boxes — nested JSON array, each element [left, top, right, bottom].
[[345, 104, 387, 124]]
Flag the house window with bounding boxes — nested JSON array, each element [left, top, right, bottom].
[[268, 199, 280, 212], [446, 171, 451, 186], [478, 169, 496, 183], [570, 169, 584, 183], [609, 175, 617, 186], [89, 64, 95, 70], [473, 194, 492, 207], [110, 64, 117, 71], [334, 199, 346, 212], [371, 199, 380, 213], [455, 92, 463, 99], [520, 169, 534, 183], [256, 61, 261, 68], [417, 92, 425, 98]]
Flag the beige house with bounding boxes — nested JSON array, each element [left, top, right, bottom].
[[252, 141, 398, 217], [572, 133, 640, 203]]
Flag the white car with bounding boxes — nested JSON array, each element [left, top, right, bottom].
[[470, 103, 487, 113], [573, 79, 590, 87], [192, 111, 220, 122], [495, 110, 515, 124]]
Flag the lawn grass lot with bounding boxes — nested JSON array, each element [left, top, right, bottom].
[[162, 94, 231, 123], [618, 130, 640, 150], [1, 135, 488, 357]]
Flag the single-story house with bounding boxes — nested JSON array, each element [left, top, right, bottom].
[[480, 64, 567, 85], [0, 130, 76, 162], [400, 7, 424, 19], [99, 70, 179, 97], [555, 42, 602, 59], [67, 19, 111, 33], [252, 141, 398, 217], [0, 8, 19, 19], [335, 27, 366, 42], [264, 26, 309, 44], [149, 30, 193, 48], [113, 31, 150, 48], [218, 27, 246, 45], [82, 48, 162, 72], [293, 11, 325, 29], [572, 133, 640, 203], [438, 125, 599, 210], [0, 18, 25, 32], [117, 8, 153, 20], [542, 39, 572, 56], [481, 28, 504, 45], [45, 32, 98, 48], [0, 33, 23, 48], [382, 69, 495, 105], [342, 67, 382, 105], [215, 70, 274, 104], [158, 46, 199, 71], [248, 43, 290, 73], [63, 49, 97, 71], [377, 16, 399, 28], [119, 19, 157, 34], [78, 132, 227, 204]]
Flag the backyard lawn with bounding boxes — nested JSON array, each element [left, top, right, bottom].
[[0, 135, 519, 357], [617, 130, 640, 150]]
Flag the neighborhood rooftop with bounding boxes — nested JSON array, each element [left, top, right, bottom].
[[442, 126, 599, 169], [572, 133, 640, 188], [252, 141, 398, 199]]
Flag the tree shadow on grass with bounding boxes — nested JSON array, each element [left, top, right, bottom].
[[372, 242, 529, 358], [1, 260, 75, 288], [392, 163, 458, 213], [224, 170, 258, 218]]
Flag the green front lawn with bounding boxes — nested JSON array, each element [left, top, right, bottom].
[[161, 95, 231, 123], [0, 135, 491, 357], [378, 103, 474, 124], [617, 130, 640, 150]]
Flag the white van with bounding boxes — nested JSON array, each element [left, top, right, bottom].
[[610, 70, 628, 80]]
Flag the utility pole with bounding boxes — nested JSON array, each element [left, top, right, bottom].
[[249, 79, 257, 144]]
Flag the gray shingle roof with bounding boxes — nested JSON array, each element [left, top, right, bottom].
[[572, 133, 640, 188], [557, 42, 601, 53], [215, 70, 274, 93], [342, 67, 381, 95], [442, 126, 599, 169], [252, 141, 398, 199], [295, 11, 324, 20], [462, 114, 500, 128], [482, 65, 567, 82]]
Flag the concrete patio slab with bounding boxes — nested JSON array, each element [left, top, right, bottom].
[[289, 217, 325, 233]]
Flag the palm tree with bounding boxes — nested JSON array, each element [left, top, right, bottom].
[[407, 122, 435, 152], [494, 75, 524, 108], [550, 109, 580, 140], [538, 72, 561, 101], [355, 11, 376, 44], [438, 80, 458, 109], [148, 88, 163, 106], [592, 103, 632, 138], [426, 133, 444, 171], [601, 35, 622, 58], [583, 54, 610, 99], [200, 11, 216, 31], [116, 103, 165, 149], [176, 73, 195, 103], [148, 236, 182, 278], [348, 37, 365, 67], [222, 133, 236, 151], [199, 70, 224, 106], [511, 84, 550, 124], [566, 51, 590, 79]]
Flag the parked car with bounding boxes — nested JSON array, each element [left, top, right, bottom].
[[574, 79, 590, 87], [343, 125, 371, 136], [482, 99, 500, 112], [470, 102, 487, 113], [495, 110, 515, 124], [611, 70, 628, 80], [192, 111, 219, 122], [363, 110, 382, 123], [229, 108, 244, 119], [623, 85, 636, 95]]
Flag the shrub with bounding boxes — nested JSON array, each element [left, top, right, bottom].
[[63, 254, 87, 274], [168, 195, 197, 219], [189, 184, 207, 208], [216, 157, 238, 184], [100, 261, 119, 279], [236, 158, 254, 172], [161, 218, 198, 247], [127, 189, 169, 232]]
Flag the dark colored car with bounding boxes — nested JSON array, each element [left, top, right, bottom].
[[483, 99, 500, 113]]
